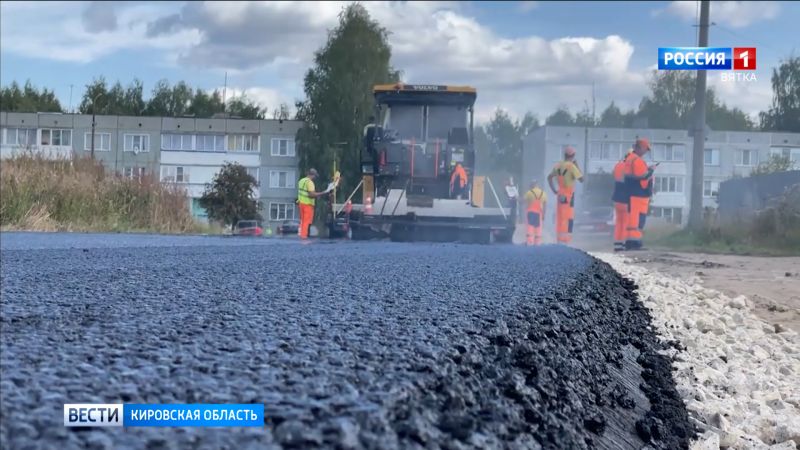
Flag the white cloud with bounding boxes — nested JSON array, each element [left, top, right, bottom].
[[661, 1, 780, 28], [0, 2, 200, 64], [708, 72, 772, 120], [518, 1, 539, 13]]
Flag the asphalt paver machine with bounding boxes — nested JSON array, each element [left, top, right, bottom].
[[346, 84, 515, 243]]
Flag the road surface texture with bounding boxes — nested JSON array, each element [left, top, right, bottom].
[[1, 233, 693, 449]]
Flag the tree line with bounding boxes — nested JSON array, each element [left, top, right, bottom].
[[1, 78, 292, 120]]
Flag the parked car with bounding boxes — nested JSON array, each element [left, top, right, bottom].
[[574, 207, 614, 234], [277, 220, 300, 236], [234, 220, 263, 236]]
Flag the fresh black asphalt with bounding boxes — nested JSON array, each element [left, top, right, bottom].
[[0, 233, 694, 449]]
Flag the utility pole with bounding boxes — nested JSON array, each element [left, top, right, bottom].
[[69, 85, 73, 113], [222, 72, 228, 113], [688, 0, 710, 231], [91, 93, 102, 160]]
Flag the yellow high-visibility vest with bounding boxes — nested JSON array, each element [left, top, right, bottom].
[[298, 177, 315, 206]]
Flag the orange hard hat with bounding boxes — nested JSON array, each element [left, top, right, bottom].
[[635, 138, 651, 151], [564, 146, 576, 157]]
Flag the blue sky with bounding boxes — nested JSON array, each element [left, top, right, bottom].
[[1, 1, 797, 122]]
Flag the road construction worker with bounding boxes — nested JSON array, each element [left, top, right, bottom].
[[623, 138, 656, 250], [547, 146, 584, 244], [505, 177, 519, 223], [364, 116, 378, 174], [612, 150, 633, 252], [297, 168, 325, 239], [524, 180, 547, 246], [450, 161, 468, 199]]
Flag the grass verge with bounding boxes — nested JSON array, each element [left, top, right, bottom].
[[0, 153, 217, 234]]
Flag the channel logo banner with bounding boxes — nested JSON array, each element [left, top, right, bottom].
[[659, 47, 732, 70], [64, 404, 264, 427]]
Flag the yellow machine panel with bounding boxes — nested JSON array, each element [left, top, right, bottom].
[[363, 175, 374, 203], [472, 176, 485, 208]]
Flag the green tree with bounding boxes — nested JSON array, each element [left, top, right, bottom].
[[295, 3, 400, 199], [79, 78, 145, 115], [638, 70, 755, 130], [79, 77, 110, 115], [123, 79, 145, 115], [760, 56, 800, 132], [751, 153, 796, 175], [144, 79, 173, 116], [1, 80, 63, 112], [574, 106, 595, 127], [545, 107, 575, 126], [198, 162, 262, 230], [226, 94, 266, 119], [189, 89, 225, 118], [482, 109, 539, 176]]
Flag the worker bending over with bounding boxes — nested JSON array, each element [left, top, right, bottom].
[[612, 150, 632, 252], [297, 168, 325, 239], [450, 161, 468, 199], [623, 138, 656, 250], [547, 146, 583, 244], [524, 180, 547, 246]]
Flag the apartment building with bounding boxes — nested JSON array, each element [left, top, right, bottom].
[[0, 111, 303, 233], [523, 125, 800, 226]]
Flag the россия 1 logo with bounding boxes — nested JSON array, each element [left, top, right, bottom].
[[658, 47, 756, 71]]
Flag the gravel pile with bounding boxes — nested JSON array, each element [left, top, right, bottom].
[[595, 253, 800, 450], [2, 235, 692, 449]]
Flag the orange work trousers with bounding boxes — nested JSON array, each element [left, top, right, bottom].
[[526, 211, 543, 246], [555, 190, 574, 244], [626, 196, 649, 249], [298, 203, 314, 239], [614, 202, 628, 251]]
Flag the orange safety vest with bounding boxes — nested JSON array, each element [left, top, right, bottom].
[[450, 164, 467, 189], [526, 188, 545, 213], [623, 152, 651, 197]]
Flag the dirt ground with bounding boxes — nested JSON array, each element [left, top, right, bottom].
[[555, 231, 800, 332], [511, 227, 800, 332], [621, 251, 800, 333]]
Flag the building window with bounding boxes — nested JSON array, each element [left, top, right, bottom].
[[195, 134, 225, 152], [651, 207, 683, 225], [703, 180, 720, 198], [123, 167, 146, 180], [160, 166, 189, 183], [590, 142, 621, 161], [246, 167, 260, 183], [41, 129, 71, 146], [653, 143, 685, 162], [769, 147, 800, 165], [3, 128, 37, 147], [84, 132, 111, 152], [269, 170, 296, 188], [161, 134, 193, 151], [228, 134, 259, 152], [704, 149, 720, 166], [271, 138, 295, 156], [653, 175, 684, 194], [735, 149, 758, 166], [124, 134, 150, 152], [269, 202, 296, 221]]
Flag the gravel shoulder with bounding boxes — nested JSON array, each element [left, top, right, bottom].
[[594, 252, 800, 449]]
